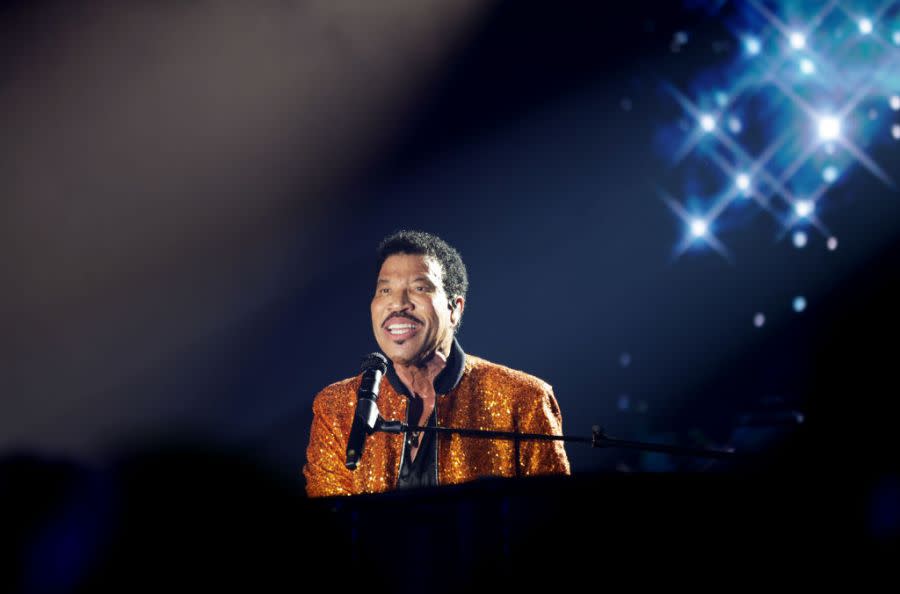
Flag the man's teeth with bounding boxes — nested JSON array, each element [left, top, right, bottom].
[[387, 323, 417, 334]]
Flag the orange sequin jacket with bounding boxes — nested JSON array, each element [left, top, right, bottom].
[[303, 349, 571, 497]]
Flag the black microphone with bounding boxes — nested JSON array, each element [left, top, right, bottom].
[[345, 352, 388, 470]]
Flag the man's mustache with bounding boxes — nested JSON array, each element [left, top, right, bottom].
[[382, 312, 423, 327]]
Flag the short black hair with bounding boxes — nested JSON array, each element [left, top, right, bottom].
[[376, 230, 469, 324]]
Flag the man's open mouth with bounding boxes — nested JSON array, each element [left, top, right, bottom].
[[383, 316, 421, 339]]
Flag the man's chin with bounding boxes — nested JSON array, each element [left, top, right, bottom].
[[384, 345, 433, 368], [380, 343, 414, 366]]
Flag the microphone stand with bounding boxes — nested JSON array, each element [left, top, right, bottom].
[[375, 419, 737, 460]]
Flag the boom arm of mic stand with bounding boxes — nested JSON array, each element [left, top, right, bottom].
[[377, 419, 404, 433], [591, 426, 736, 460], [374, 420, 737, 460]]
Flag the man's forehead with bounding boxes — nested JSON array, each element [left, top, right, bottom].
[[378, 253, 443, 278]]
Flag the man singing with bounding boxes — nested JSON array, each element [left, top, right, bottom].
[[303, 230, 570, 497]]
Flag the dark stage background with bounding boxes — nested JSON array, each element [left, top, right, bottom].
[[2, 0, 899, 589]]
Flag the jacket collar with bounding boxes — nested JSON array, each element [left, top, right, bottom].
[[385, 337, 466, 398]]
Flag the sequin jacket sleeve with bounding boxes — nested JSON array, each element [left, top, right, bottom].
[[514, 382, 571, 477], [302, 379, 359, 498]]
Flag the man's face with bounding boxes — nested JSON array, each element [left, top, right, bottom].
[[371, 253, 463, 367]]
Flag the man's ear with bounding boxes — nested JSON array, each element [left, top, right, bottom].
[[449, 296, 465, 326]]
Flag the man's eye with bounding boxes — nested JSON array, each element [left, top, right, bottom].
[[414, 286, 429, 292], [379, 287, 390, 294]]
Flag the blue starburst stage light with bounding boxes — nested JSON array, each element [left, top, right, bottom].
[[818, 115, 842, 141], [690, 218, 709, 237], [789, 31, 806, 49], [658, 0, 900, 262], [745, 36, 762, 55], [795, 199, 815, 218]]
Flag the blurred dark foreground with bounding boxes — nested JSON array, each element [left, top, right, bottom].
[[2, 436, 896, 593]]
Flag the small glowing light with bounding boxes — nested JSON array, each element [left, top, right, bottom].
[[795, 200, 815, 218], [827, 237, 838, 251], [690, 219, 708, 238], [619, 352, 632, 368], [745, 37, 761, 55], [818, 116, 841, 140], [792, 296, 807, 313], [714, 92, 728, 107], [792, 230, 808, 248], [699, 114, 716, 132], [674, 31, 689, 45], [858, 18, 873, 35], [893, 124, 900, 140], [789, 32, 806, 49], [800, 58, 815, 74], [736, 173, 750, 192], [617, 394, 630, 411], [753, 313, 765, 328], [894, 31, 900, 45], [890, 96, 900, 111], [823, 166, 839, 183], [728, 117, 742, 134]]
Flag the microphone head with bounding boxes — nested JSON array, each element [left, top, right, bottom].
[[360, 352, 388, 374]]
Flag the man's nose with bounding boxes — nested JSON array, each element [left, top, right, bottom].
[[388, 287, 413, 310]]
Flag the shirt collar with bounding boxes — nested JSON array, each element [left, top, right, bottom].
[[385, 337, 466, 398]]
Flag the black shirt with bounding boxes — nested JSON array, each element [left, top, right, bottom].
[[388, 338, 466, 490], [398, 408, 436, 488]]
